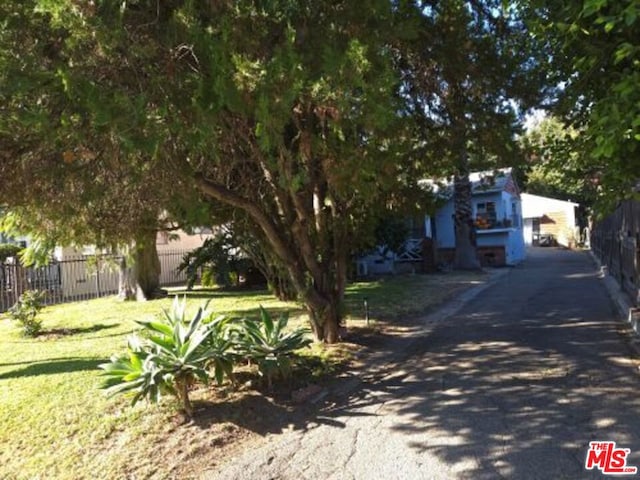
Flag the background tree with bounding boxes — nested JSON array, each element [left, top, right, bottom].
[[537, 0, 640, 213], [398, 1, 552, 269], [520, 116, 596, 203], [519, 116, 596, 227]]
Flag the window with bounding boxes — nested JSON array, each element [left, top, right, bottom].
[[476, 201, 497, 228], [511, 201, 520, 227], [532, 218, 540, 232]]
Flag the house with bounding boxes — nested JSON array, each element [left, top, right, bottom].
[[359, 168, 526, 274], [428, 168, 526, 267], [521, 193, 579, 247], [48, 229, 215, 296], [155, 228, 215, 253]]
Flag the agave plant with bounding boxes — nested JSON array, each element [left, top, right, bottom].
[[237, 307, 311, 388], [201, 311, 236, 386], [100, 297, 234, 417]]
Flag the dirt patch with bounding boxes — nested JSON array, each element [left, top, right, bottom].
[[99, 350, 361, 479]]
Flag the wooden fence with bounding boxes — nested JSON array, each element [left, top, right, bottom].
[[590, 200, 640, 306], [0, 250, 189, 312]]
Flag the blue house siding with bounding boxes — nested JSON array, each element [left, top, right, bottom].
[[476, 229, 525, 265], [359, 168, 525, 274], [434, 201, 455, 248]]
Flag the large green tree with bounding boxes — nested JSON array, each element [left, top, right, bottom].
[[0, 1, 423, 342]]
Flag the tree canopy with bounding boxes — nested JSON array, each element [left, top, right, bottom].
[[2, 0, 634, 341], [520, 116, 595, 205], [0, 1, 428, 342], [536, 0, 640, 213]]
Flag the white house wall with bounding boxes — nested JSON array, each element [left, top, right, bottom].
[[523, 218, 533, 246], [521, 193, 578, 247], [156, 230, 214, 252]]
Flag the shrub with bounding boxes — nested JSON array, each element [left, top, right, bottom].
[[100, 299, 311, 416], [236, 307, 312, 388], [99, 297, 234, 417], [8, 290, 45, 337], [200, 308, 236, 385], [178, 234, 246, 289]]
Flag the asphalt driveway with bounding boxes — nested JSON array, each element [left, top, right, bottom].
[[211, 248, 640, 479]]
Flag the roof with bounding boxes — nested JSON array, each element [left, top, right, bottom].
[[521, 193, 579, 219], [521, 193, 579, 206], [419, 168, 519, 199], [469, 168, 514, 194]]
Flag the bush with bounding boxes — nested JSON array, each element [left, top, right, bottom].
[[236, 308, 312, 388], [100, 299, 312, 416], [99, 297, 234, 417], [178, 234, 246, 289], [8, 290, 46, 337]]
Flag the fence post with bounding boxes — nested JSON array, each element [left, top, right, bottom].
[[95, 259, 101, 298]]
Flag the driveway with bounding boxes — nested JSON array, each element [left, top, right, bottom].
[[211, 248, 640, 479]]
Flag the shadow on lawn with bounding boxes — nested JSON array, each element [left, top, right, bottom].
[[0, 357, 105, 379], [40, 323, 116, 338], [169, 288, 275, 300]]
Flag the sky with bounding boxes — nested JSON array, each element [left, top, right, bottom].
[[523, 108, 547, 132]]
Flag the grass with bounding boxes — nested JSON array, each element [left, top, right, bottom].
[[0, 271, 484, 480], [0, 289, 302, 480], [344, 270, 485, 323]]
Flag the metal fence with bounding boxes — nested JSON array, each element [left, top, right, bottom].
[[0, 250, 189, 312], [590, 200, 640, 306]]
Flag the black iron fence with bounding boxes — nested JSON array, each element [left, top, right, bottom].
[[0, 250, 189, 312], [590, 200, 640, 306]]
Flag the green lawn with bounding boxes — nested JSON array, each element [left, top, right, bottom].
[[344, 270, 485, 323], [0, 271, 484, 480]]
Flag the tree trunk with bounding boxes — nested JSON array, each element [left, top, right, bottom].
[[453, 173, 481, 270], [117, 256, 136, 300], [307, 291, 341, 344], [194, 175, 346, 344], [269, 273, 297, 301], [133, 231, 166, 301], [176, 377, 193, 418], [306, 243, 347, 344], [452, 127, 481, 271]]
